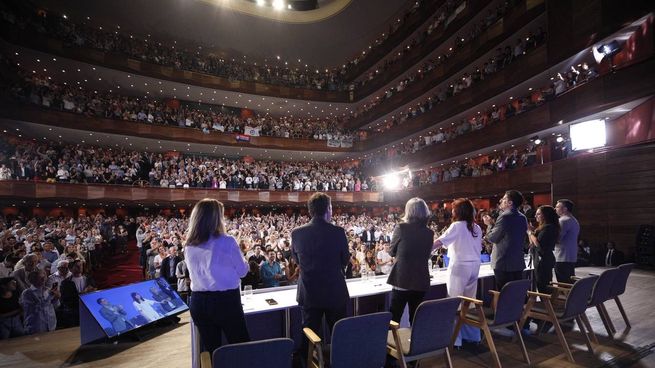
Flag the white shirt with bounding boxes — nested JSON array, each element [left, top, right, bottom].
[[377, 250, 393, 274], [185, 234, 248, 292], [436, 221, 482, 264]]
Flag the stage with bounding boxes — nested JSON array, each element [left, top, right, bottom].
[[1, 266, 654, 368]]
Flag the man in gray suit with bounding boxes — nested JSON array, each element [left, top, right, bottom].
[[484, 190, 528, 290], [97, 298, 132, 335], [555, 199, 580, 282]]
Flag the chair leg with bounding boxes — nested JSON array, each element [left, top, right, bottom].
[[596, 304, 614, 339], [544, 299, 574, 363], [599, 303, 616, 334], [444, 347, 454, 368], [614, 297, 631, 331], [451, 317, 464, 347], [576, 315, 595, 354], [481, 324, 502, 368], [580, 312, 598, 344], [514, 321, 531, 365]]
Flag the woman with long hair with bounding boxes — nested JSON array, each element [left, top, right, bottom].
[[527, 205, 559, 293], [386, 197, 434, 325], [130, 292, 162, 323], [184, 198, 249, 354], [434, 198, 482, 347]]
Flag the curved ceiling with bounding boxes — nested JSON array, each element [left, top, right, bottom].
[[33, 0, 408, 67]]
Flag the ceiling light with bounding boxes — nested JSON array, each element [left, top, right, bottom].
[[272, 0, 285, 10]]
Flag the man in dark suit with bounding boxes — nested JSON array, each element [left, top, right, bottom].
[[291, 192, 349, 364], [160, 246, 182, 290], [604, 241, 625, 267], [484, 190, 528, 290], [360, 225, 375, 246]]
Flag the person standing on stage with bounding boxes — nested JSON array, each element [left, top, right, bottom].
[[434, 198, 482, 347], [185, 198, 249, 354], [386, 197, 434, 325], [554, 199, 580, 282], [291, 193, 349, 361], [484, 190, 528, 290], [527, 205, 559, 293]]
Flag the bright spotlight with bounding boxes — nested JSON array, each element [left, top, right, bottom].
[[556, 136, 564, 143], [570, 119, 606, 151], [383, 174, 400, 191], [534, 138, 542, 145], [256, 0, 266, 6], [272, 0, 285, 10]]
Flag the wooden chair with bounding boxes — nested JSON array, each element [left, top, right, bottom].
[[199, 338, 294, 368], [452, 279, 532, 368], [304, 312, 391, 368], [520, 275, 598, 362], [387, 297, 461, 368]]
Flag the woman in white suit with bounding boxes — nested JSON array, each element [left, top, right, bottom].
[[433, 198, 482, 347]]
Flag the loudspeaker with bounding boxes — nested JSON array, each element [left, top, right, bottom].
[[636, 225, 655, 266]]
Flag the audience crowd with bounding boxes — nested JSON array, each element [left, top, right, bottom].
[[1, 58, 356, 143], [351, 25, 548, 120], [0, 136, 374, 191]]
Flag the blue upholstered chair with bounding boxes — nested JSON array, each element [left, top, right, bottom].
[[607, 263, 635, 333], [567, 268, 620, 341], [208, 338, 294, 368], [304, 311, 392, 368], [453, 279, 532, 368], [387, 297, 461, 368], [521, 275, 598, 363]]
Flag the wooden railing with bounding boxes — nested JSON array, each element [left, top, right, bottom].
[[0, 181, 385, 205]]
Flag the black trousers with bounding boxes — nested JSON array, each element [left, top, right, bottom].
[[300, 304, 347, 365], [190, 289, 250, 354], [555, 262, 576, 283], [389, 289, 426, 325], [493, 269, 524, 291], [535, 258, 555, 294]]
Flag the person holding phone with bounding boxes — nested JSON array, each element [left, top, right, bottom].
[[185, 198, 250, 355]]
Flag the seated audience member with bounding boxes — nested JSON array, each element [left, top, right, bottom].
[[604, 241, 624, 267], [160, 246, 182, 290], [59, 260, 96, 327], [241, 261, 261, 289], [0, 277, 25, 339], [260, 251, 284, 288], [0, 255, 18, 278], [46, 260, 70, 291], [20, 270, 60, 334], [11, 254, 39, 293]]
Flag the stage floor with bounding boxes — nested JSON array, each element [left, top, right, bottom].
[[1, 266, 654, 368]]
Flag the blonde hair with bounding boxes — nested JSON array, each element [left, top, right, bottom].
[[402, 197, 431, 224], [185, 198, 227, 246]]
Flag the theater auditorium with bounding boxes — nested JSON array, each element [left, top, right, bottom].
[[0, 0, 654, 367]]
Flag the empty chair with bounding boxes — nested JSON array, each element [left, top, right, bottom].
[[452, 279, 532, 368], [304, 311, 391, 368], [387, 297, 461, 368], [606, 263, 635, 333], [566, 268, 620, 341], [207, 338, 294, 368], [520, 275, 598, 363]]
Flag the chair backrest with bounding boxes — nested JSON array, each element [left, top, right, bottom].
[[562, 275, 598, 319], [408, 297, 461, 356], [609, 263, 635, 298], [330, 312, 392, 368], [492, 279, 532, 326], [589, 268, 619, 305], [212, 338, 293, 368]]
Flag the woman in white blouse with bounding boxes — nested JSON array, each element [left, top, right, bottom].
[[185, 198, 250, 354], [433, 198, 482, 347]]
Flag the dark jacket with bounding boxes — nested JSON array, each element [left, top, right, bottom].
[[486, 208, 528, 272], [291, 217, 349, 309], [535, 223, 558, 268], [386, 222, 434, 292], [160, 256, 182, 285]]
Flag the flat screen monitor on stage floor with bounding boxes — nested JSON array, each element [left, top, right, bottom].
[[79, 278, 188, 344]]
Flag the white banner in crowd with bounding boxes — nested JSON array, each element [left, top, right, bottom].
[[244, 126, 261, 136], [327, 137, 354, 148]]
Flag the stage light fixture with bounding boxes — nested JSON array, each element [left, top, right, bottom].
[[256, 0, 266, 6], [556, 136, 564, 143], [272, 0, 285, 10], [382, 174, 400, 191]]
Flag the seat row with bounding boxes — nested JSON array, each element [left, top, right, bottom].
[[200, 263, 634, 368]]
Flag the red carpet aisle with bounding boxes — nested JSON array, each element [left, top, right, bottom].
[[93, 240, 143, 289]]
